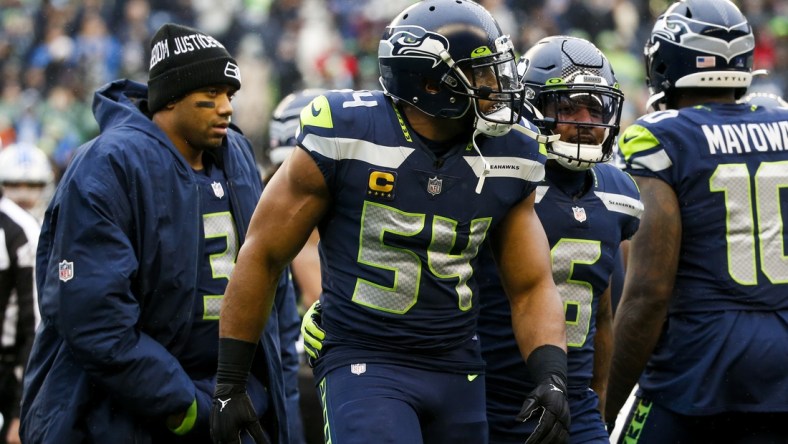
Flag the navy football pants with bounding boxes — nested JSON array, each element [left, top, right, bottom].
[[318, 363, 487, 444], [618, 396, 788, 444]]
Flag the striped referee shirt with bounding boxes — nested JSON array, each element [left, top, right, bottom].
[[0, 194, 40, 417]]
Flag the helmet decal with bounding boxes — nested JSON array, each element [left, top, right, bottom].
[[471, 46, 492, 58], [379, 26, 449, 69], [573, 75, 605, 85], [654, 14, 754, 63]]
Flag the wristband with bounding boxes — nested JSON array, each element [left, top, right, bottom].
[[169, 399, 197, 435], [526, 344, 568, 386], [216, 337, 258, 386]]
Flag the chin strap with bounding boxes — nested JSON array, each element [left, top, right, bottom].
[[510, 123, 561, 145], [471, 129, 491, 194], [646, 91, 666, 112], [517, 101, 561, 144]]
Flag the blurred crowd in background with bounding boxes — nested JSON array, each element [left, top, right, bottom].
[[0, 0, 786, 179]]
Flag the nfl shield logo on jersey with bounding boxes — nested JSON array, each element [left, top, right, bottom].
[[350, 363, 367, 375], [427, 176, 443, 196], [59, 260, 74, 282], [211, 181, 225, 198], [572, 206, 587, 222]]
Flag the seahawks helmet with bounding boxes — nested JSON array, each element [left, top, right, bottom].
[[268, 88, 327, 166], [644, 0, 755, 110], [518, 36, 624, 171], [378, 0, 523, 131]]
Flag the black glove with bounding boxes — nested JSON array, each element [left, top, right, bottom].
[[211, 338, 267, 444], [210, 383, 270, 444], [300, 300, 325, 368], [516, 374, 571, 444]]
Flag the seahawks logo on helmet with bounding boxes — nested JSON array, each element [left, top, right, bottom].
[[652, 17, 689, 44], [379, 26, 449, 68], [653, 13, 754, 62]]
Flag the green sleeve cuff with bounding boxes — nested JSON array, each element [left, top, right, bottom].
[[169, 399, 198, 435]]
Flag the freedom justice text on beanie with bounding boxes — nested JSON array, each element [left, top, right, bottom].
[[147, 23, 242, 113]]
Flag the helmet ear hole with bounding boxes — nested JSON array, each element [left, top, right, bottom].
[[423, 78, 441, 94], [654, 61, 668, 76]]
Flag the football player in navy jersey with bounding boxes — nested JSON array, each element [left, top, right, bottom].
[[210, 1, 570, 443], [477, 36, 642, 444], [605, 1, 788, 442]]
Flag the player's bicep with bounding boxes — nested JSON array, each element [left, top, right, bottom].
[[246, 146, 330, 270], [625, 176, 680, 302], [491, 193, 553, 300], [492, 193, 566, 356]]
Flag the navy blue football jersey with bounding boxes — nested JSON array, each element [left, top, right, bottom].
[[180, 166, 236, 376], [478, 162, 641, 436], [297, 90, 547, 379], [619, 102, 788, 414]]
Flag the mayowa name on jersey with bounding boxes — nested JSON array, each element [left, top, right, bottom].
[[702, 121, 788, 155]]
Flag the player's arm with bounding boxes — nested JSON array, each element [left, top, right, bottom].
[[212, 147, 330, 443], [220, 146, 329, 342], [619, 239, 630, 271], [592, 282, 613, 419], [491, 192, 566, 357], [491, 192, 570, 443], [604, 176, 680, 421]]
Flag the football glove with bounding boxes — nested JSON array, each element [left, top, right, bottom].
[[516, 374, 571, 444], [210, 383, 270, 444], [300, 300, 325, 367]]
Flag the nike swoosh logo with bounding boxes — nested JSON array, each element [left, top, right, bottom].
[[622, 135, 636, 144], [311, 102, 321, 117], [468, 374, 478, 382]]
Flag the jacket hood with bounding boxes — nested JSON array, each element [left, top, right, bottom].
[[92, 79, 168, 142]]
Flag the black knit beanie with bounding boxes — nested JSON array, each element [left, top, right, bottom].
[[147, 23, 242, 113]]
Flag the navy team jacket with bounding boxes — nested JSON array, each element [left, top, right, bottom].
[[20, 80, 291, 443]]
